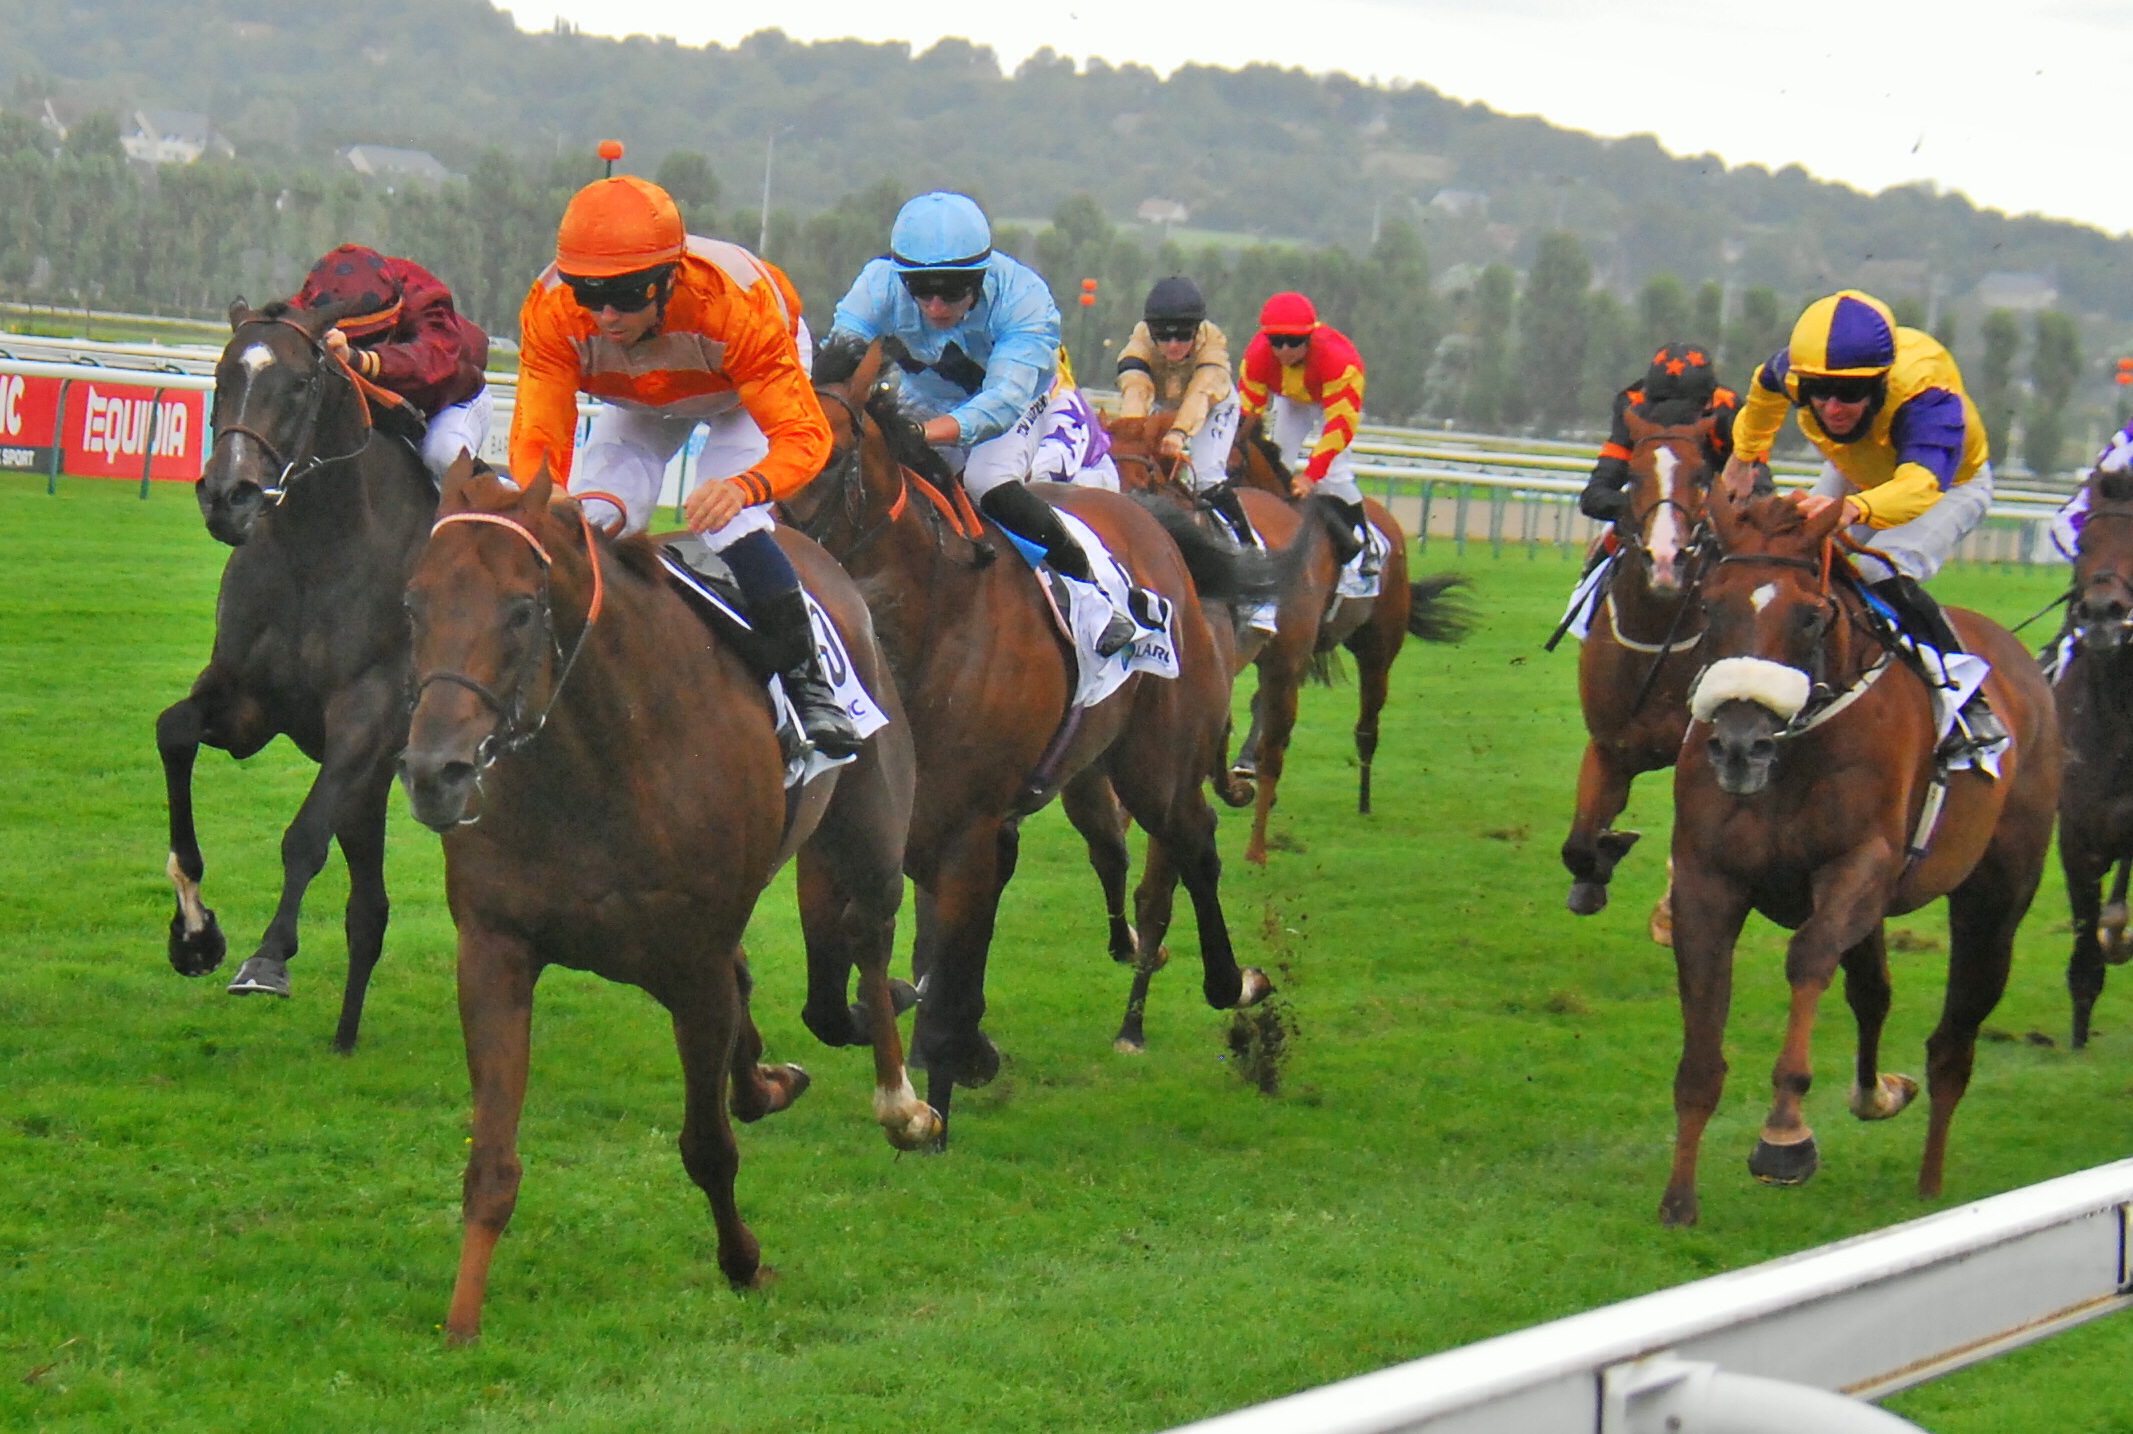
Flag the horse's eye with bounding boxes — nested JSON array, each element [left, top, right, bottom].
[[503, 596, 537, 631]]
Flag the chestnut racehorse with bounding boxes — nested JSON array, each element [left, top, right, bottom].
[[1560, 415, 1723, 941], [1221, 414, 1470, 864], [158, 298, 434, 1049], [795, 339, 1273, 1126], [397, 460, 926, 1341], [2054, 468, 2133, 1047], [1662, 492, 2059, 1227]]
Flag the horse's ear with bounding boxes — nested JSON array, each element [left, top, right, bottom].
[[1622, 406, 1659, 445], [851, 339, 884, 399], [518, 458, 555, 514], [1709, 481, 1746, 544], [228, 298, 252, 331], [1800, 492, 1852, 545]]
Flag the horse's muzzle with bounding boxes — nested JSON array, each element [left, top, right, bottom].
[[1705, 698, 1782, 796], [397, 748, 480, 832], [199, 476, 268, 547], [2074, 598, 2132, 652]]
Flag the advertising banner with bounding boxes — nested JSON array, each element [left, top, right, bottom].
[[0, 372, 64, 474], [61, 381, 209, 481]]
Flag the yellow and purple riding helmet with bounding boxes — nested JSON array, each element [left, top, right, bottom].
[[1785, 291, 1898, 434]]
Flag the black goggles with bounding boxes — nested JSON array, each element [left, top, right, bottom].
[[1147, 319, 1200, 343], [1266, 331, 1311, 351], [563, 273, 661, 314], [1796, 373, 1882, 405], [900, 270, 984, 303]]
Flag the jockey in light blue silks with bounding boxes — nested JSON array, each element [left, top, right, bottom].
[[826, 191, 1144, 652]]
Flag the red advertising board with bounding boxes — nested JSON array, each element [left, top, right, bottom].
[[63, 380, 208, 482], [0, 372, 64, 475]]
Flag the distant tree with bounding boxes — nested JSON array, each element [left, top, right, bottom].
[[1932, 308, 1959, 357], [1518, 231, 1591, 433], [1348, 216, 1436, 421], [1636, 272, 1689, 360], [62, 111, 122, 162], [1461, 262, 1517, 430], [1975, 309, 2022, 465], [655, 150, 719, 230], [0, 110, 46, 157], [1723, 285, 1787, 388], [1692, 279, 1724, 350], [2024, 309, 2082, 475], [1582, 289, 1638, 418]]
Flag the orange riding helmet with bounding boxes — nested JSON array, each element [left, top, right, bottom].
[[556, 174, 685, 279]]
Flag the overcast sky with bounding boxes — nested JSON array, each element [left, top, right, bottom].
[[502, 0, 2133, 235]]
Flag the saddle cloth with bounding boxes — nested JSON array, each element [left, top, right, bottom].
[[1336, 519, 1389, 600], [656, 538, 892, 788], [1561, 552, 1614, 642], [1003, 509, 1179, 709]]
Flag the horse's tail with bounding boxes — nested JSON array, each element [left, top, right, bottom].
[[1129, 492, 1292, 605], [1407, 573, 1476, 644]]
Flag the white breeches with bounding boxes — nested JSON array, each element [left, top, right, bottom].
[[1812, 461, 1994, 583], [421, 386, 492, 480], [1186, 394, 1242, 492], [940, 396, 1049, 501], [1268, 395, 1362, 503]]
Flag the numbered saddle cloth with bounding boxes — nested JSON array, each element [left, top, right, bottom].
[[1009, 508, 1180, 709], [1336, 518, 1389, 599]]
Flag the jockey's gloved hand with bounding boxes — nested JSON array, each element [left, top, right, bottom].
[[1579, 482, 1632, 524]]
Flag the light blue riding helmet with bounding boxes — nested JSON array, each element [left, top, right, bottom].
[[889, 192, 993, 270]]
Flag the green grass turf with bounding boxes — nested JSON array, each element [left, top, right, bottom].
[[1, 473, 2127, 1432]]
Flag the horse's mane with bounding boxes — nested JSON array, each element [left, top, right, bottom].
[[2095, 470, 2133, 505], [1249, 429, 1291, 482], [447, 458, 666, 587], [810, 331, 957, 488]]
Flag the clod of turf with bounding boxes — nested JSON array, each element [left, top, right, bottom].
[[1226, 1000, 1297, 1095], [1888, 928, 1941, 953]]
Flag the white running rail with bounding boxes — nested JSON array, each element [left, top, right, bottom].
[[1163, 1159, 2133, 1433]]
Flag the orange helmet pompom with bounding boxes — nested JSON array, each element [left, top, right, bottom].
[[555, 175, 684, 278]]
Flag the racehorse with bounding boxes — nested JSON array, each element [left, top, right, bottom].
[[396, 458, 927, 1342], [797, 338, 1273, 1130], [2054, 467, 2133, 1047], [1559, 415, 1722, 941], [1661, 490, 2059, 1226], [1225, 413, 1470, 864], [158, 298, 434, 1050]]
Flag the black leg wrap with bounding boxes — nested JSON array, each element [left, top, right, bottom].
[[981, 481, 1098, 583]]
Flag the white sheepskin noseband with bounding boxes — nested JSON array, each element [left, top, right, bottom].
[[1689, 657, 1811, 723]]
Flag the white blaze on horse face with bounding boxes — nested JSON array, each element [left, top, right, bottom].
[[1646, 447, 1682, 586], [238, 343, 274, 375], [1752, 582, 1779, 613]]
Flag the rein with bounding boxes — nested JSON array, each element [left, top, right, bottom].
[[799, 382, 987, 568], [212, 314, 397, 501], [411, 505, 606, 803]]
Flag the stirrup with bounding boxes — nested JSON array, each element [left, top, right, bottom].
[[1938, 702, 2007, 761], [1094, 608, 1138, 659]]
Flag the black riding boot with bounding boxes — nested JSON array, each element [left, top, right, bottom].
[[1871, 575, 2009, 754], [1312, 494, 1370, 572], [725, 530, 864, 760], [980, 481, 1138, 656], [1205, 484, 1257, 548]]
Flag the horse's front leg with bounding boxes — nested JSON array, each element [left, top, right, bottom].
[[228, 677, 402, 1000], [445, 926, 536, 1344], [1563, 739, 1639, 916], [158, 693, 227, 976], [1661, 857, 1750, 1227], [2062, 834, 2111, 1050], [1841, 925, 1919, 1122], [1750, 843, 1897, 1187]]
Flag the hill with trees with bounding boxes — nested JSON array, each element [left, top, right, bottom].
[[2, 1, 2125, 464]]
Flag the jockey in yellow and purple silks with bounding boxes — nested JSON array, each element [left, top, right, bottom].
[[1719, 288, 2002, 747]]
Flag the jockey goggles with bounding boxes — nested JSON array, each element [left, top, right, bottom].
[[1148, 319, 1199, 344], [899, 269, 985, 304], [1266, 331, 1311, 351], [1794, 372, 1884, 405], [562, 270, 664, 314]]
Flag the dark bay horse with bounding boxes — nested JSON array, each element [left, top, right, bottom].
[[796, 340, 1272, 1127], [1560, 417, 1721, 940], [1225, 414, 1470, 864], [158, 299, 435, 1050], [1663, 492, 2059, 1226], [2055, 468, 2133, 1047], [397, 460, 925, 1342]]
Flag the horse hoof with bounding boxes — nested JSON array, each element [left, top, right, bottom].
[[1566, 881, 1609, 916], [885, 1103, 944, 1152], [1648, 897, 1674, 949], [887, 978, 920, 1016], [1235, 968, 1274, 1008], [1113, 1035, 1146, 1055], [226, 955, 290, 997], [1221, 775, 1256, 809], [167, 908, 226, 977], [1141, 943, 1171, 975], [1748, 1134, 1819, 1186], [2103, 912, 2132, 966], [1849, 1072, 1919, 1121], [764, 1064, 811, 1114], [1658, 1190, 1700, 1228], [1111, 928, 1141, 966]]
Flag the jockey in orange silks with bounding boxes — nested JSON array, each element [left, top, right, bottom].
[[509, 153, 858, 756]]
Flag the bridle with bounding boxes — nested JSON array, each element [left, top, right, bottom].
[[793, 380, 989, 569], [2072, 507, 2133, 649], [409, 505, 606, 817], [210, 314, 379, 502], [1708, 537, 1902, 741]]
